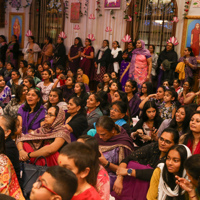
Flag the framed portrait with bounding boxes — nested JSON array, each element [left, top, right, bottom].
[[9, 12, 25, 48], [70, 3, 80, 23], [181, 16, 200, 57], [104, 0, 121, 9]]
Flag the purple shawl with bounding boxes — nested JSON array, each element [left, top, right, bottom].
[[129, 40, 151, 78], [18, 104, 46, 134], [95, 126, 134, 151]]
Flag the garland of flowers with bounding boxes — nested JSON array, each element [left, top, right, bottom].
[[183, 0, 191, 18], [96, 0, 102, 17], [124, 0, 131, 19], [5, 0, 30, 10], [64, 0, 69, 18], [83, 0, 89, 16], [110, 9, 115, 19]]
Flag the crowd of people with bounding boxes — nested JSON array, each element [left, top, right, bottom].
[[0, 33, 200, 200]]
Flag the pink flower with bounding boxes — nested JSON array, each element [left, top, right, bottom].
[[122, 34, 132, 43]]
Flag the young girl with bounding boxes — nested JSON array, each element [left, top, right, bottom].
[[173, 79, 183, 95], [147, 145, 192, 200], [162, 79, 170, 88], [107, 81, 118, 103], [36, 69, 54, 103], [160, 88, 177, 120]]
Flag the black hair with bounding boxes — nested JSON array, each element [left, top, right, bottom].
[[75, 37, 83, 48], [0, 194, 15, 200], [184, 78, 193, 90], [75, 82, 87, 98], [162, 79, 170, 86], [108, 80, 119, 92], [96, 91, 110, 115], [23, 88, 43, 112], [11, 69, 21, 79], [56, 65, 65, 74], [165, 88, 178, 102], [160, 128, 179, 144], [50, 106, 59, 117], [113, 90, 128, 103], [14, 85, 28, 105], [45, 36, 52, 44], [0, 126, 5, 154], [89, 93, 102, 108], [114, 41, 120, 48], [96, 82, 104, 92], [111, 101, 127, 114], [0, 115, 16, 137], [96, 116, 120, 133], [29, 36, 35, 43], [103, 39, 109, 47], [86, 38, 92, 46], [140, 81, 153, 96], [43, 61, 51, 69], [66, 76, 76, 86], [169, 105, 193, 134], [148, 44, 155, 53], [6, 62, 14, 69], [60, 142, 97, 187], [166, 42, 174, 51], [173, 78, 180, 85], [46, 166, 78, 200], [28, 63, 35, 69], [68, 96, 86, 115], [36, 64, 43, 71], [184, 154, 200, 194], [128, 41, 136, 49], [0, 35, 6, 42], [20, 60, 28, 68], [162, 145, 188, 199], [12, 35, 18, 42], [157, 85, 167, 94], [43, 69, 53, 82], [186, 47, 195, 57], [111, 71, 118, 79], [24, 75, 36, 88], [29, 66, 36, 75], [46, 88, 63, 110], [126, 80, 138, 95]]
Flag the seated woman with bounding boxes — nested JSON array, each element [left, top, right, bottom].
[[76, 74, 90, 93], [45, 88, 68, 111], [86, 93, 103, 127], [19, 60, 28, 79], [23, 75, 37, 89], [0, 126, 25, 200], [4, 85, 28, 119], [125, 80, 141, 118], [72, 82, 89, 106], [180, 111, 200, 154], [35, 64, 43, 80], [95, 116, 134, 190], [102, 73, 111, 92], [112, 90, 128, 103], [139, 86, 166, 110], [147, 145, 191, 200], [77, 135, 110, 200], [6, 70, 23, 95], [16, 106, 70, 166], [112, 128, 179, 200], [0, 75, 11, 105], [173, 78, 183, 95], [140, 82, 153, 101], [110, 101, 131, 136], [178, 79, 195, 105], [176, 154, 200, 199], [158, 105, 193, 137], [131, 101, 163, 147], [4, 62, 13, 82], [18, 88, 46, 135], [65, 96, 88, 141]]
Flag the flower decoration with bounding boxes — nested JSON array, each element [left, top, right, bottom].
[[126, 16, 132, 21], [74, 25, 80, 30], [58, 31, 67, 39], [87, 34, 95, 41], [96, 0, 102, 17], [5, 0, 31, 10], [183, 0, 191, 18], [105, 26, 112, 32], [89, 14, 95, 19], [172, 16, 179, 23], [122, 34, 132, 43], [167, 36, 179, 46], [25, 30, 33, 37]]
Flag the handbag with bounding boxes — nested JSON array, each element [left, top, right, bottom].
[[22, 156, 48, 198]]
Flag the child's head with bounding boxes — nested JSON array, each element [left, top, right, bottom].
[[58, 142, 97, 187], [111, 71, 118, 79], [67, 70, 74, 78], [30, 166, 78, 200], [77, 68, 83, 76], [27, 67, 35, 77], [162, 79, 170, 88], [56, 65, 65, 75], [6, 62, 13, 70], [109, 81, 118, 92], [164, 88, 177, 103], [76, 74, 83, 83], [43, 61, 51, 70], [42, 69, 53, 82], [173, 79, 180, 89]]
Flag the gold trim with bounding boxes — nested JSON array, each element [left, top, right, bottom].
[[120, 63, 131, 82]]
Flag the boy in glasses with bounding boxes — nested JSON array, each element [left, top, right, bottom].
[[30, 166, 78, 200], [58, 142, 101, 200]]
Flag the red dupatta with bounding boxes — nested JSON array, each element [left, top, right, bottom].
[[187, 139, 200, 154]]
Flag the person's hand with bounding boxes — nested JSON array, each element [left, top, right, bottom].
[[99, 151, 108, 166], [184, 60, 189, 65], [94, 62, 98, 68], [146, 74, 150, 81], [195, 90, 200, 96], [113, 176, 123, 196], [69, 57, 73, 62], [175, 176, 194, 193], [19, 150, 29, 161], [151, 128, 158, 141], [140, 134, 151, 142], [148, 94, 157, 99], [116, 167, 128, 176], [58, 74, 65, 80], [136, 129, 144, 136], [81, 52, 85, 57]]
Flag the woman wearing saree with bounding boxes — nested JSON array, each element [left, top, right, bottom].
[[0, 75, 11, 105], [95, 116, 134, 190], [16, 106, 71, 166], [68, 37, 83, 74], [191, 23, 200, 56], [6, 35, 19, 69], [18, 88, 46, 135], [120, 42, 134, 91], [80, 38, 94, 78], [41, 36, 53, 64], [129, 40, 152, 91]]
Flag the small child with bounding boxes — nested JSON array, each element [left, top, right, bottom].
[[160, 88, 177, 119], [108, 81, 118, 103], [58, 142, 101, 200], [56, 65, 65, 86], [162, 79, 170, 88]]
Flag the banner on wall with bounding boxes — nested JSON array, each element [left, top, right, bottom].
[[104, 0, 121, 9], [70, 3, 80, 23], [193, 0, 200, 7]]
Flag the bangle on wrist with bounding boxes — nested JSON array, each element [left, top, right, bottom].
[[28, 152, 32, 158], [104, 161, 110, 168]]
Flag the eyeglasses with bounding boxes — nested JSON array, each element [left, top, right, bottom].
[[159, 137, 172, 145], [35, 176, 58, 195], [45, 113, 56, 118], [110, 107, 120, 113]]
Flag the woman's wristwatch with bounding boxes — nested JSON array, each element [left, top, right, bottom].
[[28, 152, 32, 158], [127, 168, 133, 176]]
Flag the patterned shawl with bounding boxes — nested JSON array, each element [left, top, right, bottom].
[[16, 108, 71, 149]]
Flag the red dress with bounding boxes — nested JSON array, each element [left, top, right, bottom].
[[191, 27, 200, 56], [71, 186, 101, 200]]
